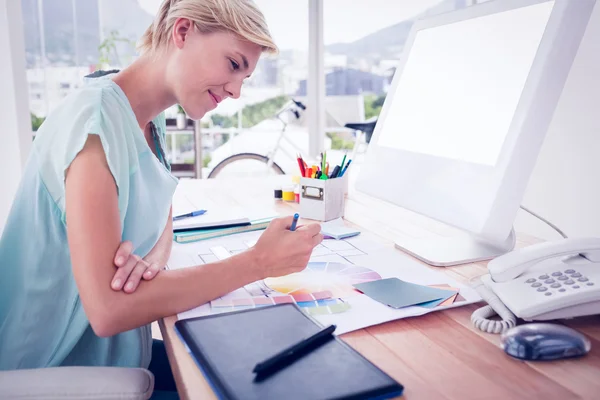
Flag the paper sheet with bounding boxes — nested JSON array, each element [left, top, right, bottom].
[[167, 230, 481, 334], [310, 254, 351, 264]]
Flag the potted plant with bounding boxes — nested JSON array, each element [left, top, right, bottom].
[[176, 104, 187, 129]]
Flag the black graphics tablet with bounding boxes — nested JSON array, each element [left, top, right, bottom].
[[174, 303, 404, 400]]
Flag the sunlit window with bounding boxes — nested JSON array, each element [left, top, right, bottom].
[[21, 0, 484, 177]]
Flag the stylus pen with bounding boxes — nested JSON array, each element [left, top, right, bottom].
[[289, 213, 299, 231], [253, 324, 336, 375]]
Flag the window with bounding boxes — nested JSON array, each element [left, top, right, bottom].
[[22, 0, 103, 120], [192, 0, 309, 178], [21, 0, 311, 177]]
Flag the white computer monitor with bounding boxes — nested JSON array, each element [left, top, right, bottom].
[[355, 0, 595, 266]]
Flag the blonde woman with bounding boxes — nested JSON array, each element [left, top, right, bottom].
[[0, 0, 322, 398]]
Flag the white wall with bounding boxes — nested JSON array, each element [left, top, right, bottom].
[[0, 0, 31, 233], [514, 2, 600, 241]]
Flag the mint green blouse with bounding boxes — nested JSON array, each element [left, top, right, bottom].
[[0, 72, 178, 370]]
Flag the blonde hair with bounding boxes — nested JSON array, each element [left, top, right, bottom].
[[138, 0, 278, 56]]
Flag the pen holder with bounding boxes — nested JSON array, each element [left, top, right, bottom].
[[299, 175, 347, 221]]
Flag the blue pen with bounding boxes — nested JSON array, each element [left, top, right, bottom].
[[290, 213, 299, 231], [173, 209, 207, 221], [339, 159, 352, 177]]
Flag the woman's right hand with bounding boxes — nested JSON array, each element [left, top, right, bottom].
[[251, 216, 323, 279], [111, 241, 161, 293]]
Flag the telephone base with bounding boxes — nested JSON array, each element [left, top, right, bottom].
[[395, 229, 516, 267]]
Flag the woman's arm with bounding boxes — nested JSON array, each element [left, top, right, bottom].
[[143, 206, 173, 268], [110, 206, 174, 293], [109, 207, 172, 293], [66, 135, 321, 337]]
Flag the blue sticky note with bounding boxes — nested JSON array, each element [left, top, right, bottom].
[[320, 218, 361, 240], [354, 278, 457, 309], [321, 226, 361, 240]]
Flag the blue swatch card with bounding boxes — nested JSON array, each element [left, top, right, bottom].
[[417, 294, 456, 308], [354, 278, 457, 309]]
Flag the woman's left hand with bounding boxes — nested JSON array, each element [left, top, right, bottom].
[[111, 241, 162, 293]]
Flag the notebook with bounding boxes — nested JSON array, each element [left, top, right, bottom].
[[175, 304, 404, 400], [173, 211, 251, 232], [173, 207, 278, 233], [173, 217, 274, 243]]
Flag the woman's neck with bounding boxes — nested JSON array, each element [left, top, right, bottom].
[[112, 55, 176, 130]]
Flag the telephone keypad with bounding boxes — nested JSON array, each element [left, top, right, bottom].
[[526, 268, 596, 295]]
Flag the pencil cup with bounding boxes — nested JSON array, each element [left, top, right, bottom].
[[299, 176, 346, 221], [342, 173, 349, 195]]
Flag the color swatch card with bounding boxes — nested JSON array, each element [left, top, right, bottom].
[[422, 284, 463, 308], [209, 290, 352, 317], [353, 278, 457, 309]]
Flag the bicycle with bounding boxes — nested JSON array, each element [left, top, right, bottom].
[[206, 99, 376, 179]]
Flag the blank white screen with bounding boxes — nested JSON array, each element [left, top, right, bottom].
[[377, 1, 554, 166]]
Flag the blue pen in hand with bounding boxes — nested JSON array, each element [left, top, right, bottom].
[[289, 213, 299, 231], [172, 209, 207, 221]]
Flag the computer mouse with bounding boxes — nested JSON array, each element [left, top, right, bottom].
[[501, 323, 591, 361]]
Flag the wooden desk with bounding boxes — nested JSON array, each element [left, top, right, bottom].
[[159, 177, 600, 400]]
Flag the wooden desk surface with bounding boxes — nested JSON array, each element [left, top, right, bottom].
[[159, 177, 600, 400]]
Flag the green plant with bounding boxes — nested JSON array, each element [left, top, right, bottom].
[[364, 94, 386, 119], [203, 154, 212, 168], [210, 95, 290, 128], [177, 104, 185, 114], [31, 113, 45, 131], [330, 134, 354, 151], [97, 30, 136, 68]]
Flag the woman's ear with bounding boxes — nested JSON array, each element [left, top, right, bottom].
[[172, 18, 193, 49]]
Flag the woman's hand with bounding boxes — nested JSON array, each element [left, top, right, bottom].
[[111, 241, 162, 293], [251, 216, 323, 279]]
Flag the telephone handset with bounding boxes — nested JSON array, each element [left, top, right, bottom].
[[471, 238, 600, 334]]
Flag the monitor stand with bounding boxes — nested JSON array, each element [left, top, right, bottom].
[[394, 228, 516, 267]]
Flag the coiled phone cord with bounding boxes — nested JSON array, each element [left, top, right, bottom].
[[470, 205, 566, 333], [470, 277, 517, 334]]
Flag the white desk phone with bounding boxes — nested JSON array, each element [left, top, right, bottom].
[[471, 238, 600, 334]]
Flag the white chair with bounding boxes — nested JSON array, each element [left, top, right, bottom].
[[0, 366, 154, 400], [0, 224, 155, 399]]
